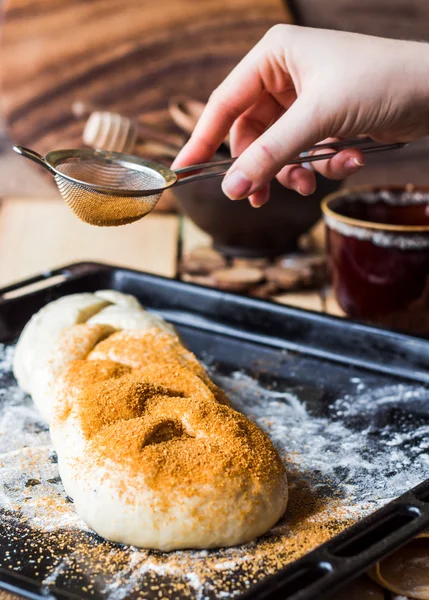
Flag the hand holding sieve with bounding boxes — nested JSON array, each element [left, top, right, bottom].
[[13, 140, 405, 227]]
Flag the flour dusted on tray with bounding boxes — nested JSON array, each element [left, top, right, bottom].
[[2, 341, 429, 599], [226, 372, 429, 511]]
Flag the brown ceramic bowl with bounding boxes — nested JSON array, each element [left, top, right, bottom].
[[322, 185, 429, 336], [173, 164, 342, 258]]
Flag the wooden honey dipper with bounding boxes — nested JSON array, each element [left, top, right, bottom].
[[72, 101, 185, 155]]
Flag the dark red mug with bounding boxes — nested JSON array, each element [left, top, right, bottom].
[[322, 185, 429, 336]]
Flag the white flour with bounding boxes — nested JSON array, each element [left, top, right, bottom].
[[217, 371, 429, 513], [1, 342, 429, 599]]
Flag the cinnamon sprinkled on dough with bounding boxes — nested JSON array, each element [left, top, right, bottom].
[[87, 395, 284, 497], [55, 359, 131, 421], [44, 323, 287, 551], [1, 455, 352, 599], [87, 329, 228, 403], [57, 328, 284, 500], [74, 377, 169, 439]]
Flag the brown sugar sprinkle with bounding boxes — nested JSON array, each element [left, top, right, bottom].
[[134, 362, 227, 404], [87, 328, 228, 403], [59, 358, 131, 395], [73, 377, 170, 439], [0, 328, 363, 598], [84, 394, 284, 498], [55, 324, 114, 360], [57, 326, 285, 500], [87, 328, 199, 368], [55, 359, 131, 421], [49, 324, 286, 527]]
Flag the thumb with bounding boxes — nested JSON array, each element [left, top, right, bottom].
[[222, 95, 321, 200]]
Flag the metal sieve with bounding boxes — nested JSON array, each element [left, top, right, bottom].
[[14, 141, 406, 227], [13, 146, 210, 226]]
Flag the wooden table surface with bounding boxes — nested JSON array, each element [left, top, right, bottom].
[[0, 194, 340, 315]]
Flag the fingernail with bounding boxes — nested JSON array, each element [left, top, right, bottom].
[[290, 178, 314, 196], [222, 170, 252, 200], [249, 198, 263, 208], [344, 157, 364, 172]]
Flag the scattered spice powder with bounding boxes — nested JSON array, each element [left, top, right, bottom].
[[0, 456, 352, 599], [1, 336, 400, 599]]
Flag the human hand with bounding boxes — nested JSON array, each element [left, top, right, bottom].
[[172, 26, 429, 207]]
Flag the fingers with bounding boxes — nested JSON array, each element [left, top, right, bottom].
[[274, 139, 364, 194], [276, 165, 316, 196], [248, 185, 271, 208], [230, 93, 284, 207], [222, 93, 321, 199], [309, 147, 365, 179]]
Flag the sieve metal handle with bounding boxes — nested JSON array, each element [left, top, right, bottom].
[[12, 146, 56, 175], [174, 157, 236, 186], [173, 140, 406, 187]]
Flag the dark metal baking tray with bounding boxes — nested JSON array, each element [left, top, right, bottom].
[[1, 262, 429, 600]]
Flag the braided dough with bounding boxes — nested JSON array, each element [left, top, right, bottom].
[[13, 291, 288, 550]]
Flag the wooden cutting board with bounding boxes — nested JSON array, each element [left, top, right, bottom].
[[0, 0, 290, 155]]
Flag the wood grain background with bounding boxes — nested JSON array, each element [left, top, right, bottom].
[[1, 0, 429, 193], [0, 0, 289, 154]]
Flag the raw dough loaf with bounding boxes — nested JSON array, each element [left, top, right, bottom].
[[14, 291, 288, 550]]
